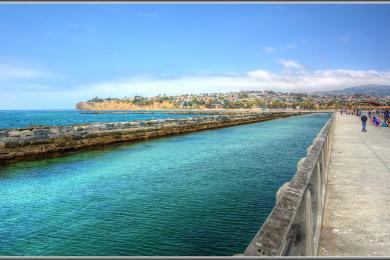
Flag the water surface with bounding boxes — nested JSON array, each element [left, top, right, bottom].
[[0, 113, 329, 256], [0, 110, 200, 129]]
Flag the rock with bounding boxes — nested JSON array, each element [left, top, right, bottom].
[[8, 131, 21, 137], [5, 141, 19, 148], [59, 127, 72, 133], [19, 130, 33, 136], [34, 129, 50, 137], [0, 131, 8, 138], [72, 134, 83, 140], [105, 123, 114, 130], [85, 132, 99, 138], [50, 128, 60, 134], [19, 137, 33, 146]]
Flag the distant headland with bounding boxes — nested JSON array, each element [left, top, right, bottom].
[[76, 88, 390, 111]]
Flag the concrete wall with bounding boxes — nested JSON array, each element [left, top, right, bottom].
[[243, 113, 335, 256], [0, 112, 301, 164]]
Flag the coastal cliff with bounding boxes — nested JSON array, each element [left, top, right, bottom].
[[76, 101, 181, 110], [0, 112, 303, 164]]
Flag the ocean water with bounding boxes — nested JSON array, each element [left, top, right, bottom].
[[0, 113, 330, 256], [0, 110, 201, 129]]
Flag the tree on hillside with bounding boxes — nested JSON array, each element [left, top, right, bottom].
[[88, 97, 104, 102]]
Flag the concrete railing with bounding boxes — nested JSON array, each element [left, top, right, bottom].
[[243, 113, 335, 256]]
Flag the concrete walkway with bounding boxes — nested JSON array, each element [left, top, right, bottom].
[[319, 114, 390, 256]]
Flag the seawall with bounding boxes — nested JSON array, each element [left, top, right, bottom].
[[0, 112, 304, 164]]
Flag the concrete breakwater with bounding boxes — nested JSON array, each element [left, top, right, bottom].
[[0, 112, 303, 164]]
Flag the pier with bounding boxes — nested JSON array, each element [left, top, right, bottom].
[[243, 113, 390, 256], [319, 115, 390, 256]]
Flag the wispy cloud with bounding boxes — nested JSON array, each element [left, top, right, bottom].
[[0, 64, 57, 81], [278, 59, 304, 70], [2, 61, 390, 109], [284, 43, 297, 49], [263, 46, 275, 53], [74, 67, 390, 99], [336, 36, 351, 43]]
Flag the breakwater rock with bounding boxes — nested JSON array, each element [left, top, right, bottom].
[[0, 112, 304, 164]]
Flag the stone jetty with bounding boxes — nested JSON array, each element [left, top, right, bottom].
[[0, 111, 303, 164]]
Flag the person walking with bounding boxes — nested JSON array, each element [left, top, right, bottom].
[[384, 110, 389, 124], [361, 112, 368, 132], [370, 111, 375, 125]]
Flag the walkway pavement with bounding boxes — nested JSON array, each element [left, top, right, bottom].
[[319, 114, 390, 256]]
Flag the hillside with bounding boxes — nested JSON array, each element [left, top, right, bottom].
[[76, 100, 180, 110], [329, 84, 390, 96]]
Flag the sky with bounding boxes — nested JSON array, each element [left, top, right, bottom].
[[1, 4, 390, 109]]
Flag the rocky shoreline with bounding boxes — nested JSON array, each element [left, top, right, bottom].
[[0, 111, 306, 164]]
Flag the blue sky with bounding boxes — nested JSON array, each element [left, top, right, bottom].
[[1, 4, 390, 109]]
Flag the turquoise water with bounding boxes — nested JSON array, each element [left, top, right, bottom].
[[0, 113, 329, 256], [0, 110, 200, 129]]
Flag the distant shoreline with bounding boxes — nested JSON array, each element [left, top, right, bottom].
[[79, 108, 263, 115]]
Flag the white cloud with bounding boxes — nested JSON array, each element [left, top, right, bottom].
[[263, 47, 275, 53], [247, 69, 273, 80], [0, 64, 55, 81], [2, 61, 390, 109], [278, 59, 304, 70], [74, 68, 390, 100], [285, 43, 297, 49]]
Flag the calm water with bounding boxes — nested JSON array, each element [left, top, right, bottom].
[[0, 113, 329, 256], [0, 110, 200, 129]]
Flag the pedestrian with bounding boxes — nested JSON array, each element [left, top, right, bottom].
[[375, 117, 381, 127], [361, 112, 368, 132], [372, 111, 377, 125], [384, 110, 389, 123]]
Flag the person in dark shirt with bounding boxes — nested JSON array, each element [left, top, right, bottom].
[[385, 110, 389, 124], [361, 112, 368, 132]]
